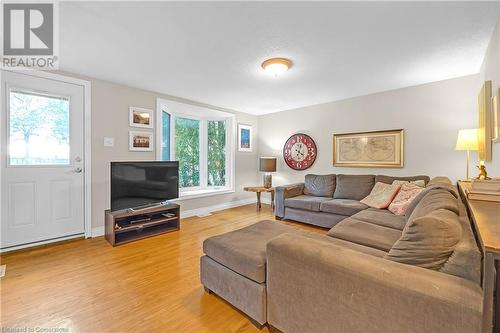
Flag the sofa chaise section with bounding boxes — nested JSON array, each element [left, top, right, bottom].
[[266, 233, 483, 333]]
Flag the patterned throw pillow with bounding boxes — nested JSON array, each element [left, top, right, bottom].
[[388, 183, 425, 215], [392, 179, 426, 187], [360, 182, 402, 209]]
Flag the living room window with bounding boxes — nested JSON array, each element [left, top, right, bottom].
[[156, 98, 235, 198]]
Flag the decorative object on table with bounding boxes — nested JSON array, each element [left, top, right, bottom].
[[478, 80, 492, 161], [283, 133, 317, 170], [476, 162, 491, 180], [492, 89, 500, 143], [466, 179, 500, 202], [455, 128, 479, 180], [259, 157, 277, 188], [129, 107, 153, 128], [332, 129, 404, 168], [244, 186, 275, 211], [238, 124, 252, 152], [129, 131, 154, 151]]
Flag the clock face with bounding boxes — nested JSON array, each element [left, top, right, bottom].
[[283, 134, 317, 170]]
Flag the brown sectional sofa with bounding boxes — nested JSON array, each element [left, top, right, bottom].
[[200, 175, 484, 332]]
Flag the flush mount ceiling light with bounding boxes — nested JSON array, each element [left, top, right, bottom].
[[261, 58, 292, 77]]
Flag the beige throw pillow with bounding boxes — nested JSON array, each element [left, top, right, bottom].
[[385, 209, 462, 270], [360, 182, 401, 209], [392, 179, 426, 187]]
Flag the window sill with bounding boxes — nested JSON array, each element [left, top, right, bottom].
[[174, 188, 235, 201]]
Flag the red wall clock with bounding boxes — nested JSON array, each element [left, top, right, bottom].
[[283, 133, 317, 170]]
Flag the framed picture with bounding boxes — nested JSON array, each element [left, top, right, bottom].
[[129, 131, 153, 151], [238, 124, 252, 152], [129, 107, 153, 128], [492, 89, 499, 143], [478, 81, 492, 161], [333, 129, 404, 168]]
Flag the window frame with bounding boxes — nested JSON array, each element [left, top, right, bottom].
[[156, 98, 235, 199], [7, 87, 73, 168]]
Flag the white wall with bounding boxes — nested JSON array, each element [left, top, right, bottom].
[[480, 20, 500, 177], [59, 72, 260, 230], [258, 74, 480, 186]]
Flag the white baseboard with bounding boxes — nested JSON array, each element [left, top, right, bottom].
[[90, 197, 268, 237], [91, 226, 105, 237], [181, 197, 256, 218]]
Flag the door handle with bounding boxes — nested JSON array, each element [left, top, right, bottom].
[[74, 167, 83, 173]]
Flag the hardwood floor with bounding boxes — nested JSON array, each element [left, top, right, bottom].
[[1, 204, 324, 333]]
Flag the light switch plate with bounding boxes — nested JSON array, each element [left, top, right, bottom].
[[103, 137, 114, 147]]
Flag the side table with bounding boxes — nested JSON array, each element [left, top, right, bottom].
[[244, 186, 275, 211]]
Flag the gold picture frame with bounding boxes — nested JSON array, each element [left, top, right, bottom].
[[333, 129, 404, 168], [492, 88, 499, 143], [478, 81, 492, 160]]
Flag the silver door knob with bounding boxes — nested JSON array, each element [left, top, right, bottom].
[[74, 167, 83, 173]]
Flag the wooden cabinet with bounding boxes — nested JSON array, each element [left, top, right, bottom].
[[105, 203, 180, 246]]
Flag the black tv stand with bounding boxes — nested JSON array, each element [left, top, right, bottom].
[[105, 203, 180, 246]]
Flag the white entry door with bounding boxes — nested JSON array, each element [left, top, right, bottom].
[[1, 71, 85, 249]]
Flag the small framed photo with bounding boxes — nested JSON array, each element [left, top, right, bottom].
[[129, 107, 153, 128], [238, 124, 252, 152], [129, 131, 153, 151]]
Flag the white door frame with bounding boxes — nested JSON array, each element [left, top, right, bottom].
[[0, 70, 92, 243]]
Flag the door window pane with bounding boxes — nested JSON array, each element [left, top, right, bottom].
[[161, 111, 170, 160], [9, 90, 70, 166], [175, 117, 200, 187], [207, 120, 226, 187]]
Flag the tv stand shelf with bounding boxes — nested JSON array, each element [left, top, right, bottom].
[[105, 203, 180, 246]]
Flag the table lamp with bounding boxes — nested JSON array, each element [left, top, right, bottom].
[[455, 129, 479, 180], [259, 157, 277, 188]]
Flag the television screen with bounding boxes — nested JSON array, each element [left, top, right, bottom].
[[111, 161, 179, 211]]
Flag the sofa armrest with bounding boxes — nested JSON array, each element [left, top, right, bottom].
[[274, 183, 304, 218], [267, 233, 483, 333]]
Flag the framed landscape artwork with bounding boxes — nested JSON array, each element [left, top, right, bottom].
[[129, 107, 153, 128], [238, 124, 252, 152], [129, 131, 153, 151], [333, 129, 404, 168]]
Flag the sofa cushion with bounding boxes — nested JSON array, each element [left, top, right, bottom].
[[440, 201, 482, 284], [407, 189, 459, 223], [284, 195, 332, 212], [327, 218, 402, 251], [392, 179, 426, 188], [351, 209, 406, 230], [360, 182, 401, 209], [303, 174, 336, 197], [385, 209, 463, 270], [299, 232, 388, 257], [320, 199, 368, 216], [203, 220, 306, 283], [333, 174, 375, 200], [404, 182, 458, 221], [388, 183, 424, 216], [375, 175, 430, 186]]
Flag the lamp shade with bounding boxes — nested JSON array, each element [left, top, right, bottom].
[[456, 129, 479, 151], [259, 157, 277, 172]]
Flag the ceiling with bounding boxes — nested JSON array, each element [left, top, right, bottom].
[[60, 1, 499, 115]]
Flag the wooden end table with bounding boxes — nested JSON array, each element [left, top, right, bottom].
[[244, 186, 275, 211]]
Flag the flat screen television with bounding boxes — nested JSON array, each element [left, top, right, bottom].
[[111, 161, 179, 211]]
